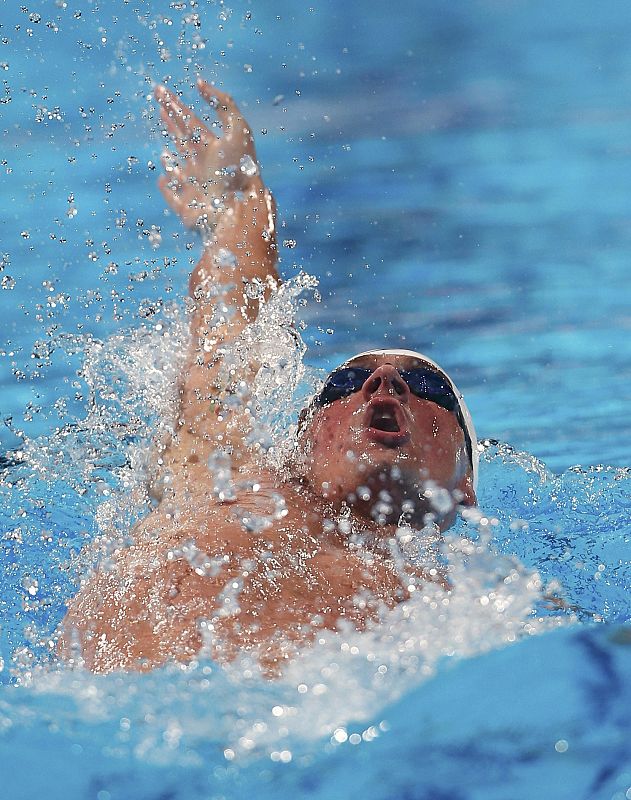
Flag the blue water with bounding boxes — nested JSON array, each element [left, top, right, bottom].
[[1, 1, 631, 798]]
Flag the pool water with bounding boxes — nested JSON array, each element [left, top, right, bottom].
[[1, 1, 630, 798]]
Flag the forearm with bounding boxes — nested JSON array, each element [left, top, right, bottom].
[[190, 184, 278, 317]]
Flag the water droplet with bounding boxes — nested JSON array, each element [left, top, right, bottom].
[[148, 225, 162, 249], [208, 449, 237, 502], [21, 576, 39, 596], [423, 483, 454, 515], [239, 154, 258, 178], [214, 247, 238, 270], [332, 727, 348, 743]]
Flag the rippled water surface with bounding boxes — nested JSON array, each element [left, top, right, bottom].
[[1, 2, 630, 798]]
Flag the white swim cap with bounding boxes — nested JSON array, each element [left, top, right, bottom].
[[341, 348, 478, 490]]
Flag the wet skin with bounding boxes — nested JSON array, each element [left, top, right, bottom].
[[61, 356, 475, 674], [59, 81, 476, 674]]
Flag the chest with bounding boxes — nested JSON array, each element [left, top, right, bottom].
[[161, 484, 408, 627]]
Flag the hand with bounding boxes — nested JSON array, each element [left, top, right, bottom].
[[155, 79, 262, 231]]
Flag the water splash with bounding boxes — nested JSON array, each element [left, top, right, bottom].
[[0, 273, 629, 793], [219, 271, 321, 467]]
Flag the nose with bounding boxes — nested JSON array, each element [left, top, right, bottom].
[[361, 364, 411, 403]]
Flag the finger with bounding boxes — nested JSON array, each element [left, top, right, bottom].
[[157, 86, 208, 143], [160, 106, 213, 161], [197, 78, 244, 132], [160, 149, 179, 174], [159, 175, 186, 214], [160, 151, 193, 187], [160, 103, 189, 140], [155, 85, 185, 132], [169, 94, 207, 137], [160, 154, 190, 191], [158, 172, 181, 196], [159, 117, 200, 160]]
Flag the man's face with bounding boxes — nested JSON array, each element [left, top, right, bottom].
[[297, 354, 475, 529]]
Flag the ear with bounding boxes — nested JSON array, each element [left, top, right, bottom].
[[456, 472, 476, 507]]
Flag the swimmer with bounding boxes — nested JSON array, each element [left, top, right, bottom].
[[59, 79, 477, 673]]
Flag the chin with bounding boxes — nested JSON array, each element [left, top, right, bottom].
[[357, 439, 407, 469], [359, 448, 421, 483]]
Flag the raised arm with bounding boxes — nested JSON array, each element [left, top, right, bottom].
[[155, 80, 278, 479]]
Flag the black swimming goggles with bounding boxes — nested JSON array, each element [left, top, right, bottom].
[[313, 365, 473, 466], [313, 366, 459, 412]]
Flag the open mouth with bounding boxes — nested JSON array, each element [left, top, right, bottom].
[[365, 399, 410, 445], [371, 407, 400, 432]]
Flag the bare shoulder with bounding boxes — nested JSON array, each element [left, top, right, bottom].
[[62, 466, 296, 625], [59, 501, 248, 670]]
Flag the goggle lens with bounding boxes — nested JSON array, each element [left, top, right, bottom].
[[314, 367, 458, 412]]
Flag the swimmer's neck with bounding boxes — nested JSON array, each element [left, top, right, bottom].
[[281, 474, 457, 541], [285, 474, 445, 550], [294, 489, 449, 591]]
